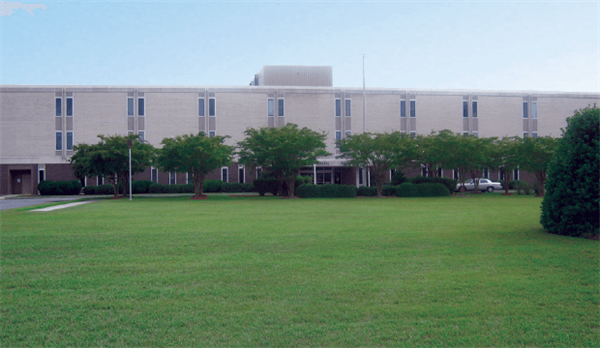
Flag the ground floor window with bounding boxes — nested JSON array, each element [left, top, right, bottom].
[[221, 167, 228, 183], [151, 167, 158, 183], [169, 172, 176, 185], [238, 166, 245, 183]]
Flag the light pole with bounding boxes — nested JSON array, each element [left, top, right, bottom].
[[127, 139, 133, 201]]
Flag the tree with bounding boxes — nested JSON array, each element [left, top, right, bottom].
[[156, 133, 234, 198], [541, 105, 599, 238], [494, 137, 522, 194], [338, 131, 416, 197], [70, 134, 155, 198], [518, 135, 559, 196], [237, 123, 329, 198]]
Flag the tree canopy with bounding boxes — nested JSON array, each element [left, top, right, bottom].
[[518, 135, 559, 196], [338, 131, 416, 197], [70, 134, 155, 197], [156, 133, 234, 198], [237, 123, 329, 197]]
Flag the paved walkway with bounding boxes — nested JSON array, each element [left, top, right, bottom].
[[30, 201, 95, 212], [0, 196, 84, 210]]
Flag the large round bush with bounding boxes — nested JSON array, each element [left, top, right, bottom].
[[540, 106, 599, 238]]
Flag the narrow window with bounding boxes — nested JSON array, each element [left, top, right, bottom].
[[187, 173, 193, 184], [138, 98, 145, 116], [532, 101, 537, 119], [239, 167, 245, 184], [198, 98, 205, 116], [513, 169, 520, 181], [38, 169, 45, 183], [66, 131, 73, 150], [453, 169, 460, 180], [410, 100, 416, 117], [278, 98, 284, 117], [209, 131, 216, 138], [400, 100, 406, 117], [463, 131, 469, 136], [482, 168, 489, 179], [472, 101, 478, 118], [138, 131, 145, 142], [463, 101, 468, 118], [127, 131, 134, 136], [55, 132, 62, 150], [523, 132, 528, 138], [56, 98, 62, 116], [473, 131, 479, 137], [345, 99, 351, 117], [151, 167, 158, 183], [268, 98, 274, 117], [221, 167, 228, 183], [335, 131, 341, 140], [335, 99, 341, 117], [209, 98, 216, 116], [345, 130, 352, 137], [66, 98, 73, 116], [410, 131, 416, 138], [499, 170, 505, 181], [256, 167, 262, 179], [169, 172, 176, 185], [128, 98, 134, 116], [358, 168, 363, 185], [523, 102, 528, 119], [532, 132, 538, 138]]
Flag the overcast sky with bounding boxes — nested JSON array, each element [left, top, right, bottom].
[[1, 0, 598, 92]]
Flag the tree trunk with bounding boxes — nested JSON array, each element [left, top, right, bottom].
[[535, 171, 546, 196], [286, 177, 296, 198], [503, 170, 510, 194], [121, 176, 129, 197], [374, 169, 385, 197], [110, 175, 119, 198], [193, 173, 205, 198]]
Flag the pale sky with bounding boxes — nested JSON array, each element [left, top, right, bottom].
[[1, 0, 598, 92]]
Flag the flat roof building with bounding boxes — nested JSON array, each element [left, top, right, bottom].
[[1, 66, 598, 195]]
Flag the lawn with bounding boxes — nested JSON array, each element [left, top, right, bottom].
[[1, 195, 598, 347]]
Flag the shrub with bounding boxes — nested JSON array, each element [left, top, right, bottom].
[[512, 180, 530, 195], [203, 180, 223, 193], [228, 183, 243, 193], [357, 186, 377, 197], [390, 171, 407, 186], [83, 185, 96, 195], [253, 177, 278, 196], [320, 184, 357, 198], [220, 182, 232, 192], [240, 183, 253, 192], [149, 183, 164, 194], [132, 180, 153, 194], [395, 183, 418, 197], [418, 183, 451, 197], [409, 177, 457, 195], [382, 185, 397, 196], [38, 180, 56, 195], [38, 180, 81, 195], [296, 184, 321, 198], [541, 105, 599, 238], [295, 175, 313, 187], [95, 184, 115, 195]]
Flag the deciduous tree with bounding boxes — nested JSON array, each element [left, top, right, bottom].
[[519, 135, 559, 196]]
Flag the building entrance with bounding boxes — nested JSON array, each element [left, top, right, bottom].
[[10, 170, 32, 194]]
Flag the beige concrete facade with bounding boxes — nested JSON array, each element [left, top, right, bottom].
[[0, 83, 598, 195]]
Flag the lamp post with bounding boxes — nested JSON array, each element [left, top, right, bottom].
[[127, 139, 133, 201]]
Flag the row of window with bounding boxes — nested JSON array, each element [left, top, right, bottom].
[[150, 166, 250, 184], [523, 101, 538, 119], [127, 98, 145, 116], [418, 167, 521, 181], [198, 98, 216, 117], [55, 98, 73, 117], [55, 131, 73, 151], [463, 101, 478, 118]]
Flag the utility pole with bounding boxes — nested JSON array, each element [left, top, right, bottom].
[[363, 54, 366, 133]]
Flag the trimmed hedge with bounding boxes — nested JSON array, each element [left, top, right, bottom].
[[396, 183, 450, 197], [296, 184, 357, 198], [253, 177, 278, 196], [38, 180, 82, 195], [203, 180, 223, 193], [382, 185, 397, 196], [132, 180, 153, 194], [356, 186, 377, 197], [96, 184, 115, 195], [408, 177, 457, 195]]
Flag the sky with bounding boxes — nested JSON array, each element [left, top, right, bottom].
[[1, 0, 599, 92]]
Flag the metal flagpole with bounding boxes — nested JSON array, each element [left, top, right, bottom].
[[363, 54, 366, 133]]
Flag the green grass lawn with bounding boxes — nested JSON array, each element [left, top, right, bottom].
[[2, 195, 598, 347]]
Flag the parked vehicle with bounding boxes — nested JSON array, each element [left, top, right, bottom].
[[456, 178, 503, 192]]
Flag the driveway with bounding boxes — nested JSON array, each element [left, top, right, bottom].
[[0, 196, 84, 210]]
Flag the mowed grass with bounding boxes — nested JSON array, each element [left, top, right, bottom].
[[1, 195, 598, 347]]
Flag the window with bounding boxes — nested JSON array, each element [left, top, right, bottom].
[[138, 131, 145, 142], [410, 100, 416, 117], [523, 102, 528, 119], [278, 98, 284, 117], [532, 101, 537, 119], [55, 98, 62, 116], [532, 132, 538, 138], [169, 172, 176, 185], [138, 98, 145, 116], [128, 98, 134, 116], [473, 131, 479, 137], [400, 100, 406, 118], [187, 173, 193, 184], [221, 167, 228, 183], [256, 167, 262, 179], [482, 168, 489, 179], [209, 98, 216, 116], [55, 132, 62, 150], [421, 165, 428, 177], [463, 131, 469, 136], [513, 169, 520, 181], [523, 132, 528, 138], [453, 169, 460, 180], [151, 167, 158, 183], [463, 101, 468, 118], [335, 131, 341, 140], [472, 101, 477, 118], [335, 99, 341, 117], [345, 99, 351, 117], [66, 131, 73, 150], [358, 168, 363, 185], [410, 131, 416, 138], [239, 166, 245, 184], [38, 168, 45, 183], [209, 131, 215, 138], [127, 131, 134, 136], [345, 130, 352, 137], [268, 98, 274, 117], [499, 170, 505, 181], [198, 98, 205, 116], [66, 97, 73, 116]]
